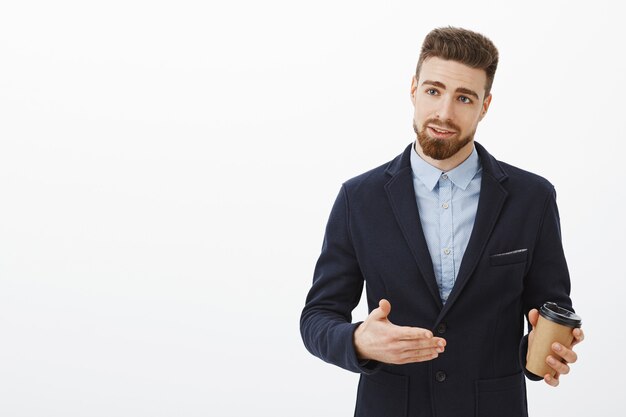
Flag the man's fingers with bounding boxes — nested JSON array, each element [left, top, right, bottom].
[[546, 340, 578, 381], [545, 372, 560, 387], [552, 343, 578, 364], [397, 353, 439, 364], [395, 337, 445, 353], [572, 328, 584, 346], [398, 326, 434, 340], [546, 355, 570, 375], [397, 348, 441, 364]]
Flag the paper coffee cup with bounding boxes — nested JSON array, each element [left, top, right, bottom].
[[526, 302, 582, 378]]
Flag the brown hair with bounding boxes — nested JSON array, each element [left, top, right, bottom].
[[416, 26, 499, 98]]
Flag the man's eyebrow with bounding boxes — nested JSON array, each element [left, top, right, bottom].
[[456, 87, 481, 100], [421, 80, 481, 100]]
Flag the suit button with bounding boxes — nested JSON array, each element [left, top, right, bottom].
[[435, 371, 446, 382], [436, 323, 447, 334]]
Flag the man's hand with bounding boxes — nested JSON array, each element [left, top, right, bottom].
[[353, 299, 446, 365], [527, 308, 585, 387]]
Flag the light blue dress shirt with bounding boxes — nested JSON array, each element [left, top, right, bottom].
[[410, 143, 482, 304]]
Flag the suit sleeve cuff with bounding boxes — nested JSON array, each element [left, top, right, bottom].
[[350, 322, 382, 375], [519, 334, 543, 381]]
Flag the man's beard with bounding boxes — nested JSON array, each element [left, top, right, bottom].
[[413, 119, 475, 160]]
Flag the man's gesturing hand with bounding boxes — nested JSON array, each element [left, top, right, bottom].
[[353, 299, 446, 365]]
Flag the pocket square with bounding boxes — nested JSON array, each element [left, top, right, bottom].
[[491, 248, 528, 257], [489, 249, 528, 266]]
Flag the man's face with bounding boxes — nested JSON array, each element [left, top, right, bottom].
[[411, 57, 492, 160]]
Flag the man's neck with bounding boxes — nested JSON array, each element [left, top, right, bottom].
[[414, 140, 475, 172]]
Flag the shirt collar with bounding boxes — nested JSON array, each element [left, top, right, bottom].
[[410, 142, 481, 191]]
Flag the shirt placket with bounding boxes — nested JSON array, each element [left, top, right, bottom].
[[438, 173, 455, 303]]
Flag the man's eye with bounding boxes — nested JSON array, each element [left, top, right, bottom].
[[426, 88, 438, 95], [459, 96, 472, 104]]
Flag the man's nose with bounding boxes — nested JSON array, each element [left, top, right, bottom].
[[435, 97, 455, 121]]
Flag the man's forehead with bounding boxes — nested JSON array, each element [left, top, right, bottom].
[[419, 57, 487, 94]]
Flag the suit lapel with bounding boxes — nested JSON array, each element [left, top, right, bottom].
[[437, 144, 509, 319], [384, 142, 509, 316], [385, 146, 443, 309]]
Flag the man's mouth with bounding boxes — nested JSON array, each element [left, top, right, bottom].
[[427, 126, 457, 138]]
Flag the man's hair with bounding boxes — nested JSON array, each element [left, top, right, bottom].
[[416, 26, 499, 98]]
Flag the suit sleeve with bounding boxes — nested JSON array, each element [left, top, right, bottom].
[[519, 186, 574, 380], [300, 185, 380, 374]]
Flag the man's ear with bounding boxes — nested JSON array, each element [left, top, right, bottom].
[[410, 75, 418, 105], [479, 94, 493, 121]]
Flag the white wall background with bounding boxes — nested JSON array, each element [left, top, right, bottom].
[[1, 0, 624, 415]]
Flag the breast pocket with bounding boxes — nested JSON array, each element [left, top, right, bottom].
[[489, 249, 528, 266]]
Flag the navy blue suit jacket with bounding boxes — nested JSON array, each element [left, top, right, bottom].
[[300, 142, 573, 417]]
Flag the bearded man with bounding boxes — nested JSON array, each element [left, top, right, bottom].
[[300, 26, 584, 417]]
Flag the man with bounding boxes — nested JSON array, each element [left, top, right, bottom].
[[300, 27, 584, 417]]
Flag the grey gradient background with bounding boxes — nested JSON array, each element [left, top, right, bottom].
[[0, 0, 624, 416]]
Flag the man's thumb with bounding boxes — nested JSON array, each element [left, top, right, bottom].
[[528, 308, 539, 327], [370, 299, 391, 320]]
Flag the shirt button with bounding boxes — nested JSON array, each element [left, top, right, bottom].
[[436, 323, 447, 334], [443, 248, 451, 255], [435, 371, 447, 382], [441, 174, 448, 180], [442, 202, 449, 209]]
